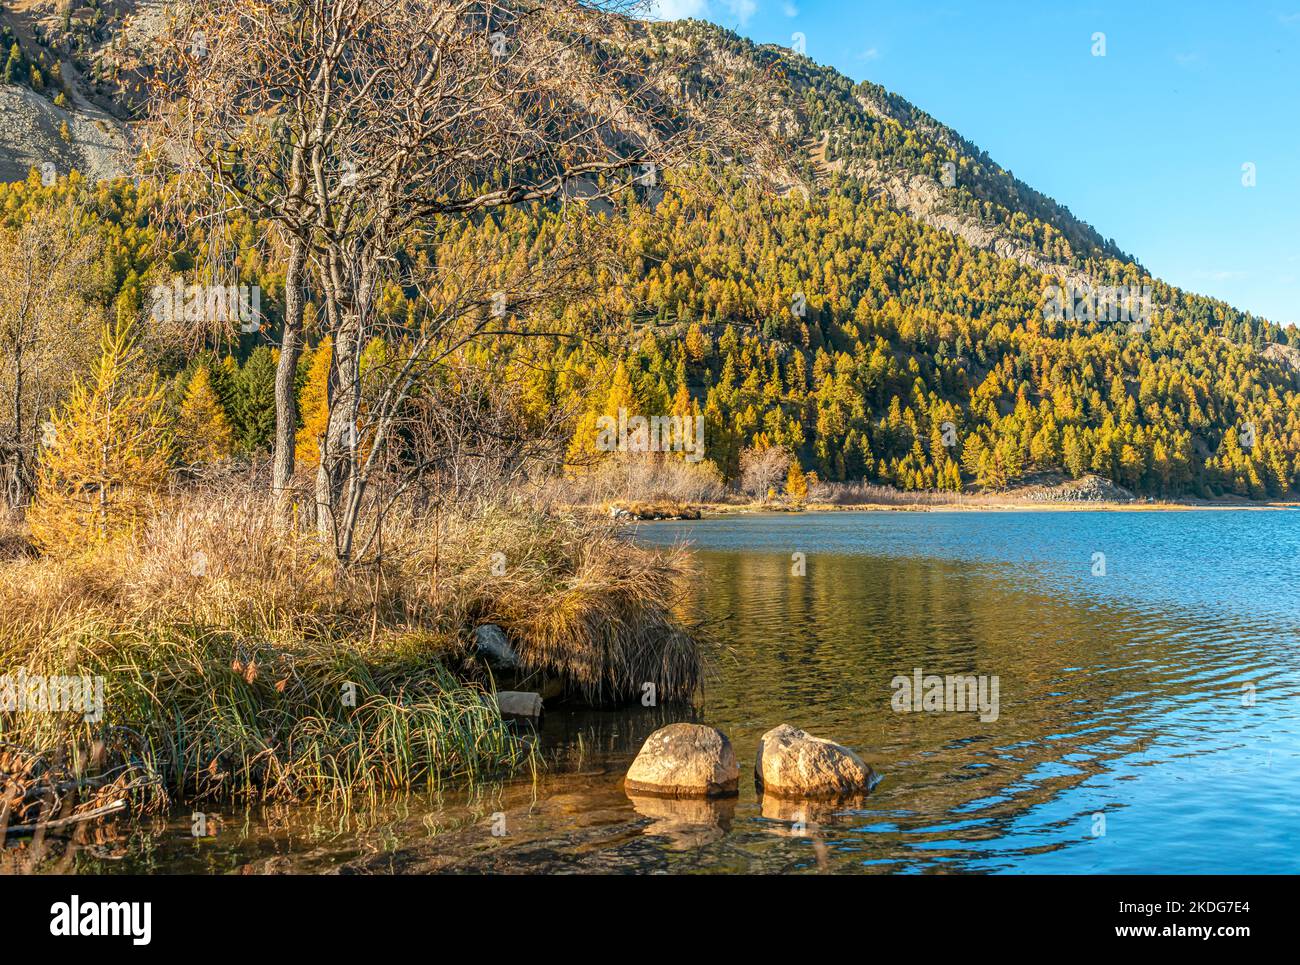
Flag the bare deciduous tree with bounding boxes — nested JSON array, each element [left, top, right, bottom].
[[739, 444, 791, 500], [150, 0, 769, 561], [0, 205, 102, 508], [330, 217, 616, 558]]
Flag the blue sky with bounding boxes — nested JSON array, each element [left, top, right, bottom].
[[649, 0, 1300, 328]]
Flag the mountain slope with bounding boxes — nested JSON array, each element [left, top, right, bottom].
[[0, 9, 1296, 501], [0, 9, 1260, 328], [659, 21, 1132, 269], [0, 0, 151, 182]]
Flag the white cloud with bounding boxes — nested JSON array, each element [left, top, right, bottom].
[[782, 2, 800, 15], [646, 0, 710, 20], [647, 0, 756, 27], [859, 47, 880, 61], [723, 0, 758, 25]]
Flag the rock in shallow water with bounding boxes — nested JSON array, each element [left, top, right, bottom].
[[755, 724, 874, 798], [624, 723, 739, 798], [494, 691, 543, 722]]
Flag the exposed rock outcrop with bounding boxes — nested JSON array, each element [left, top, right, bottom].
[[1023, 474, 1135, 503], [0, 86, 130, 184]]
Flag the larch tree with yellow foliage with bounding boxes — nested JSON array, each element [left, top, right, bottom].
[[785, 456, 809, 505], [566, 358, 640, 468], [684, 323, 709, 364], [295, 335, 387, 471], [295, 337, 332, 469], [603, 360, 640, 421], [176, 365, 234, 464], [668, 382, 700, 462], [28, 320, 172, 557]]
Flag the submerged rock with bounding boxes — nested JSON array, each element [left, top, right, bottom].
[[494, 691, 543, 723], [755, 724, 874, 798], [624, 723, 739, 798], [473, 624, 520, 672]]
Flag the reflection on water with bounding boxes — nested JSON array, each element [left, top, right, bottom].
[[28, 511, 1300, 874]]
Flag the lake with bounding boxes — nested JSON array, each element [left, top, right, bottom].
[[54, 510, 1300, 874]]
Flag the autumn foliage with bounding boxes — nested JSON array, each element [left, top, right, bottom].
[[27, 320, 172, 556]]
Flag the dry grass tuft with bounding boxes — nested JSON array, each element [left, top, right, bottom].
[[0, 482, 700, 809], [432, 505, 701, 705]]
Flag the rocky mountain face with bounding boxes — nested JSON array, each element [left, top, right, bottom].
[[651, 19, 1148, 299], [0, 82, 129, 182], [0, 10, 1275, 335], [0, 0, 164, 182]]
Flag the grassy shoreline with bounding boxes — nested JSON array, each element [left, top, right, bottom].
[[1, 488, 700, 830], [594, 473, 1300, 521], [595, 496, 1299, 522]]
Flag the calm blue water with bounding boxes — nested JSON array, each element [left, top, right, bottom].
[[59, 509, 1300, 874], [627, 510, 1300, 874]]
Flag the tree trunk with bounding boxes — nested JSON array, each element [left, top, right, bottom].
[[315, 318, 363, 558], [314, 247, 374, 562], [272, 236, 306, 507]]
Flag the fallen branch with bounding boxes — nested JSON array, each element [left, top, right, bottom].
[[2, 799, 127, 838]]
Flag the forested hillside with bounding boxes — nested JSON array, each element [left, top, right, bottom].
[[2, 16, 1297, 501]]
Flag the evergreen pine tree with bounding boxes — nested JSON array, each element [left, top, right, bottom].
[[235, 346, 277, 451]]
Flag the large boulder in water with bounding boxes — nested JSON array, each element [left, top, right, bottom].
[[755, 724, 874, 798], [624, 723, 739, 798]]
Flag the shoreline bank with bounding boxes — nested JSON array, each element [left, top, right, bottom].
[[0, 493, 701, 843], [594, 494, 1300, 521]]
